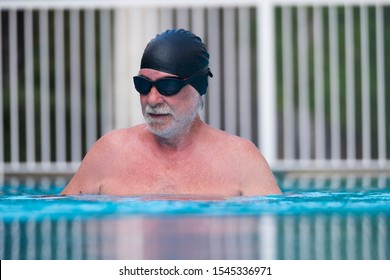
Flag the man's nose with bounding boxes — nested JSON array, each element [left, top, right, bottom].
[[145, 86, 164, 106]]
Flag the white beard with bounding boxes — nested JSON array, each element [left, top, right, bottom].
[[143, 95, 202, 139]]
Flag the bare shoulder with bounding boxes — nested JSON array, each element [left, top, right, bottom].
[[61, 125, 145, 195], [206, 127, 281, 196], [88, 124, 149, 157], [97, 124, 145, 147], [206, 126, 260, 155]]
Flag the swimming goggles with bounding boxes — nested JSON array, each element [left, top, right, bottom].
[[133, 67, 212, 96]]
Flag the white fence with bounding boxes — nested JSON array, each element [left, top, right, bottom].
[[0, 0, 389, 180]]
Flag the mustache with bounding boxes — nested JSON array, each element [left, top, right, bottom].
[[144, 105, 173, 115]]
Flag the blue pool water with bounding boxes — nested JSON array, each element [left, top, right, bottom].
[[1, 175, 389, 260], [0, 191, 389, 221]]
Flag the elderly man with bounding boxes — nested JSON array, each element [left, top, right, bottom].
[[61, 29, 281, 196]]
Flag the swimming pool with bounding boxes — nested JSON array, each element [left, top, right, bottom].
[[0, 174, 389, 260]]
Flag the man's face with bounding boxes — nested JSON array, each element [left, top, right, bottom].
[[138, 68, 202, 138]]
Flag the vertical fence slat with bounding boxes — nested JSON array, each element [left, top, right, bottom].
[[138, 8, 159, 125], [299, 8, 309, 157], [313, 7, 326, 161], [144, 9, 159, 48], [39, 10, 50, 164], [258, 2, 276, 163], [54, 9, 66, 164], [191, 8, 206, 120], [176, 8, 190, 30], [375, 6, 386, 163], [282, 7, 294, 160], [100, 10, 113, 134], [191, 8, 205, 39], [70, 9, 82, 162], [25, 10, 36, 166], [113, 9, 127, 129], [345, 6, 356, 163], [297, 7, 310, 160], [329, 7, 341, 161], [130, 8, 158, 127], [207, 8, 221, 128], [360, 6, 371, 163], [160, 8, 173, 31], [85, 9, 97, 149], [238, 7, 252, 140], [129, 8, 145, 126], [223, 8, 237, 135], [9, 10, 19, 166]]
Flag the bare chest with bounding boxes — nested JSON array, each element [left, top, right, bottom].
[[99, 155, 242, 196]]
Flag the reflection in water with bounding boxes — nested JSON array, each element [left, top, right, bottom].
[[0, 214, 389, 260]]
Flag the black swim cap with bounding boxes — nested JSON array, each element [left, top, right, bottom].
[[140, 29, 212, 95]]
